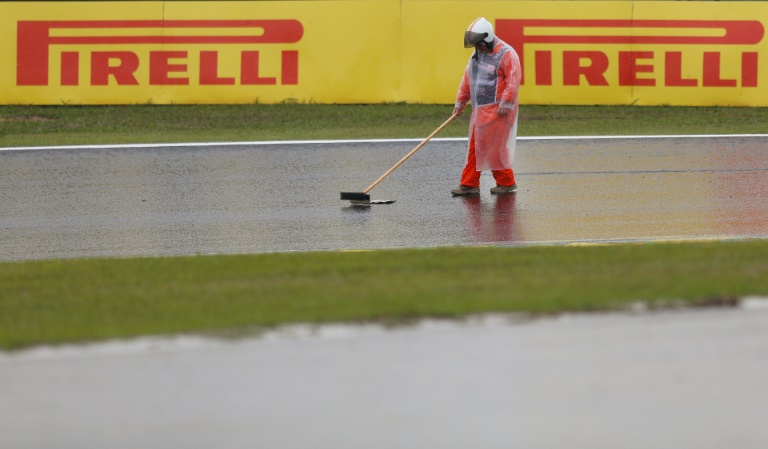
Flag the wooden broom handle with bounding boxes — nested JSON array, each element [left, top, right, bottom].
[[363, 113, 459, 194]]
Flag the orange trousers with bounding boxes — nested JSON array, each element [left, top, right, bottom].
[[460, 128, 516, 188]]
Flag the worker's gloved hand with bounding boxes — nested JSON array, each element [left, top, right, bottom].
[[453, 104, 467, 117], [497, 105, 511, 117]]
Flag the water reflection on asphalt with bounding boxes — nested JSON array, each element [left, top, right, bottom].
[[1, 136, 767, 261], [458, 193, 521, 243]]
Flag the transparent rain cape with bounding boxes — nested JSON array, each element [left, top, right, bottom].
[[465, 43, 519, 171]]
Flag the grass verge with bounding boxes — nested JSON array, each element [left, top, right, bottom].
[[2, 104, 768, 147], [2, 240, 768, 350]]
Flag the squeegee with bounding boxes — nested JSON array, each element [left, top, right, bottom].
[[340, 113, 458, 205]]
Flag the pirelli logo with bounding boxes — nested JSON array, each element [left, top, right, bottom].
[[496, 19, 765, 88], [16, 20, 304, 86]]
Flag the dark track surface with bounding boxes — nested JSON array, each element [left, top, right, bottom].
[[1, 136, 767, 261]]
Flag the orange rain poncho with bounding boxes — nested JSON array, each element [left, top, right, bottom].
[[455, 37, 522, 172]]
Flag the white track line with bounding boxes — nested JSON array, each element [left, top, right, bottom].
[[2, 134, 767, 152]]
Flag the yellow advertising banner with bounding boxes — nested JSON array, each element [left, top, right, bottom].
[[405, 1, 768, 106], [1, 1, 767, 106], [1, 1, 401, 104]]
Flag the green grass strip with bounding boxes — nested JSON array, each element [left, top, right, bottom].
[[3, 104, 768, 147], [2, 240, 768, 350]]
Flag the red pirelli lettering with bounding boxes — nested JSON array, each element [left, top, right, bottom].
[[150, 51, 189, 85], [665, 52, 697, 87], [200, 51, 235, 85], [619, 52, 655, 86], [496, 19, 765, 87], [17, 20, 304, 86], [563, 51, 609, 86], [91, 51, 139, 85]]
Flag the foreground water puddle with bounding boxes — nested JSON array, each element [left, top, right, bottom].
[[3, 297, 768, 449], [3, 296, 767, 361]]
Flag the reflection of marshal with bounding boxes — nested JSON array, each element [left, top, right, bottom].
[[496, 19, 765, 88], [16, 20, 304, 86]]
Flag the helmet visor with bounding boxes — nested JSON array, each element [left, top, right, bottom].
[[464, 30, 488, 48]]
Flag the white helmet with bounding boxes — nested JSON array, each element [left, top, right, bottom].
[[464, 17, 494, 48]]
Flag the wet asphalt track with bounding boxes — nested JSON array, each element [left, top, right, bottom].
[[1, 135, 767, 261]]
